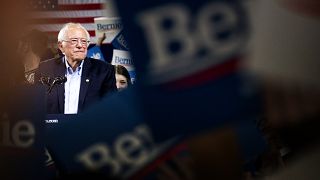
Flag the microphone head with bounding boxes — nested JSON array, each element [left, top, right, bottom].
[[39, 76, 51, 86], [62, 76, 67, 83], [46, 76, 67, 94], [55, 76, 67, 84]]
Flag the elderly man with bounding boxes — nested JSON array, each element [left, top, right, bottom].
[[36, 23, 117, 114]]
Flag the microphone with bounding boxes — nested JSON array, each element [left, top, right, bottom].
[[39, 76, 51, 86], [53, 76, 67, 85], [47, 76, 67, 94]]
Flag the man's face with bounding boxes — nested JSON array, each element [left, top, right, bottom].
[[59, 27, 88, 62]]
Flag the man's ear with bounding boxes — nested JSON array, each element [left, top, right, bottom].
[[57, 41, 64, 53]]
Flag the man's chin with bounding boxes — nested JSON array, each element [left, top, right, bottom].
[[73, 56, 86, 61]]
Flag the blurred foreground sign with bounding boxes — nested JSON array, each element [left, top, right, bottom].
[[114, 0, 257, 140], [0, 85, 45, 179], [45, 88, 178, 178], [248, 0, 320, 88], [115, 0, 248, 84]]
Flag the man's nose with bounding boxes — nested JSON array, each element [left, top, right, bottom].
[[75, 40, 82, 47]]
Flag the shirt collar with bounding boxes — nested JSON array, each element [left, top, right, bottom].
[[64, 57, 84, 75]]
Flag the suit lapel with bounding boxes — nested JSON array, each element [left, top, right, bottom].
[[54, 57, 66, 113], [78, 58, 91, 112]]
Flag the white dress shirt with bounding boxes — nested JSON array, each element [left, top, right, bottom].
[[64, 58, 83, 114]]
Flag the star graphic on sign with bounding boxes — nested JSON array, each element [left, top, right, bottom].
[[91, 53, 101, 60]]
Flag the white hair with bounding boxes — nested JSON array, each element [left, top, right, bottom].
[[57, 23, 90, 42]]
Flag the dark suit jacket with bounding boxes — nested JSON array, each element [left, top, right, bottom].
[[35, 56, 117, 114]]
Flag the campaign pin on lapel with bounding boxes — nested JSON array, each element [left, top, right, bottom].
[[86, 79, 90, 83]]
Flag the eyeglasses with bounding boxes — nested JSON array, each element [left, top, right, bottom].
[[62, 38, 90, 46]]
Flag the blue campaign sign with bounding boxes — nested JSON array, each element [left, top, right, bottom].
[[87, 45, 105, 61], [112, 29, 130, 51], [45, 88, 174, 178], [113, 0, 258, 141], [114, 0, 248, 84], [0, 85, 46, 179]]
